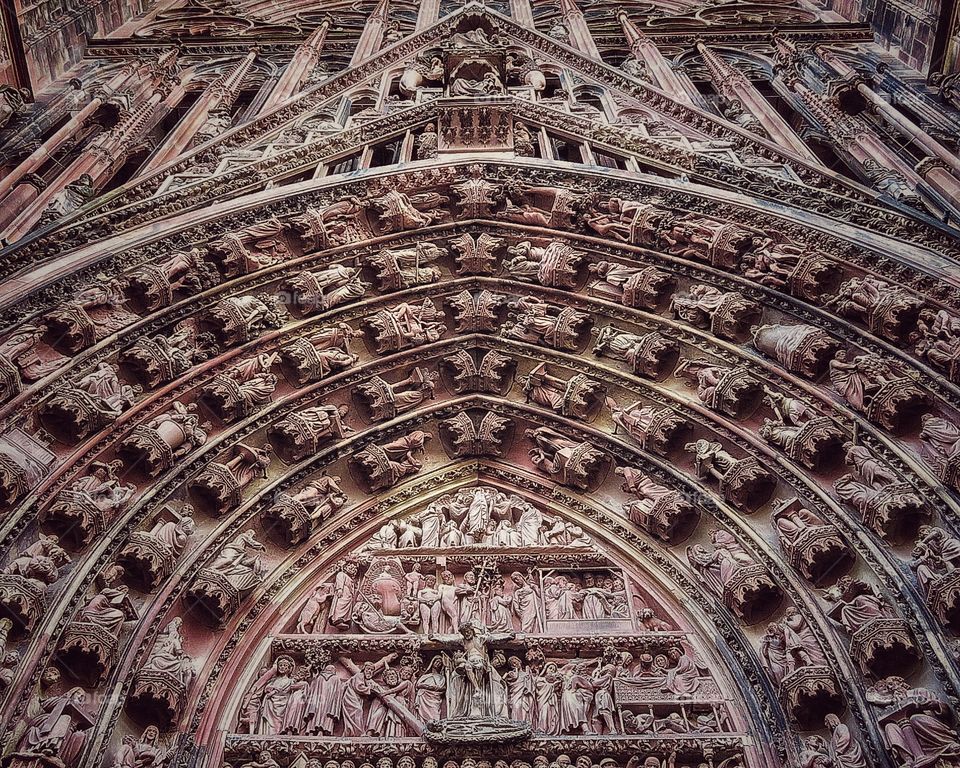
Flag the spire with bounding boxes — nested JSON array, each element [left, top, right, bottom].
[[695, 40, 818, 160], [616, 8, 647, 55], [695, 41, 748, 93], [263, 23, 330, 110], [616, 8, 694, 103], [352, 0, 391, 64], [556, 0, 600, 59]]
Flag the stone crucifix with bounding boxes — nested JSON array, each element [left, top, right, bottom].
[[429, 619, 515, 720]]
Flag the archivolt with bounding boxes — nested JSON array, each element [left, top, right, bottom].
[[0, 161, 957, 768]]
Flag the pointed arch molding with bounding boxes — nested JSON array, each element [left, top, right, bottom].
[[0, 158, 957, 768]]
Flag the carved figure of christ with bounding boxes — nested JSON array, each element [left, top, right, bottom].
[[430, 621, 515, 719]]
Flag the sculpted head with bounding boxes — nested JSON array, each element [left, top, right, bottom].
[[40, 666, 61, 688]]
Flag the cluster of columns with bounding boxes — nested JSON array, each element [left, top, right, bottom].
[[541, 0, 960, 216], [772, 35, 960, 217], [1, 49, 190, 242], [816, 45, 960, 213], [0, 18, 334, 244], [584, 4, 960, 217]]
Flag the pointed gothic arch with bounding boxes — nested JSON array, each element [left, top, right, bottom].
[[0, 5, 959, 768]]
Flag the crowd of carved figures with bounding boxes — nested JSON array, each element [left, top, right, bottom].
[[1, 177, 959, 764], [235, 638, 725, 740], [3, 4, 960, 766]]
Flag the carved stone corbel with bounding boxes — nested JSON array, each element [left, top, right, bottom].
[[261, 474, 347, 546], [117, 505, 196, 591], [829, 351, 930, 433], [779, 666, 845, 730], [524, 426, 613, 491], [200, 354, 279, 422], [445, 290, 507, 333], [502, 239, 584, 289], [349, 431, 432, 491], [118, 402, 209, 477], [449, 232, 503, 274], [688, 530, 782, 623], [361, 298, 447, 354], [280, 265, 368, 316], [186, 530, 266, 627], [39, 364, 140, 444], [593, 326, 679, 380], [354, 368, 440, 423], [912, 525, 960, 632], [675, 360, 762, 419], [759, 389, 845, 471], [268, 404, 352, 463], [588, 261, 676, 311], [610, 401, 691, 455], [834, 443, 929, 542], [686, 439, 775, 513], [43, 462, 136, 549], [188, 443, 272, 517], [772, 499, 853, 585], [670, 285, 761, 341], [126, 248, 219, 312], [823, 576, 918, 677], [825, 276, 924, 344], [521, 363, 606, 422], [119, 326, 217, 389], [278, 323, 360, 386], [501, 295, 592, 351], [365, 242, 444, 292], [751, 323, 840, 380], [57, 585, 137, 686], [202, 293, 287, 347]]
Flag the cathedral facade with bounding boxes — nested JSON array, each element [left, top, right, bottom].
[[1, 0, 960, 767]]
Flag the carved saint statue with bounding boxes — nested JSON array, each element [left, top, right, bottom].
[[141, 617, 195, 689], [15, 686, 92, 764], [866, 676, 960, 767], [110, 725, 170, 768], [0, 85, 30, 129], [207, 529, 267, 592]]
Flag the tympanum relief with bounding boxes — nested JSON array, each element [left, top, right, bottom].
[[230, 486, 743, 766]]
